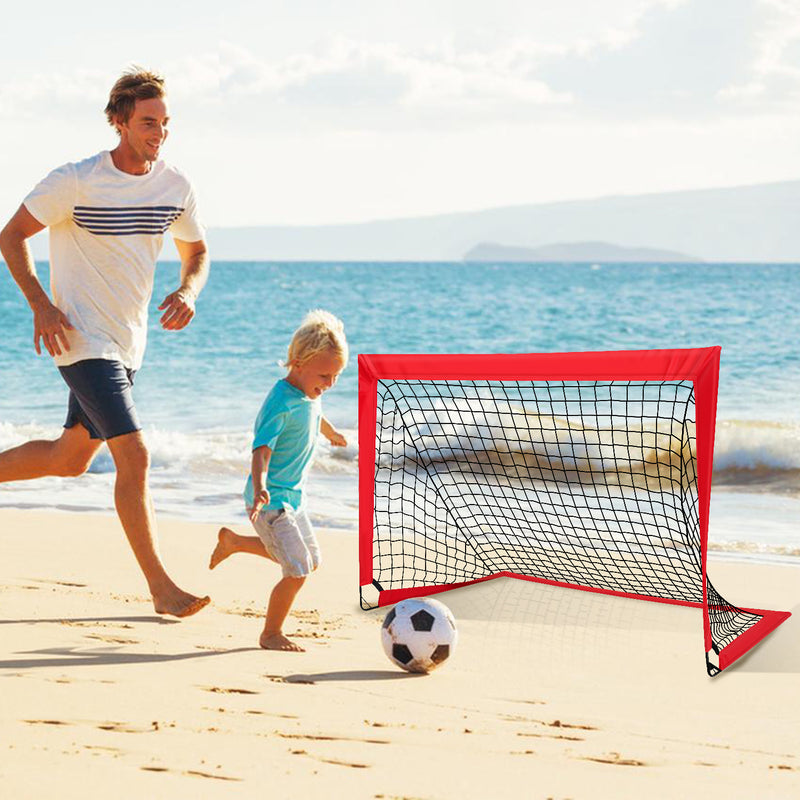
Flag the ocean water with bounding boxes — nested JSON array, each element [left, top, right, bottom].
[[1, 261, 798, 558]]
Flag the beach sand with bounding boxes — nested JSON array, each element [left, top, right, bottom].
[[1, 508, 798, 799]]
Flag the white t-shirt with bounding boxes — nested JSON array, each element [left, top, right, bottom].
[[24, 150, 205, 370]]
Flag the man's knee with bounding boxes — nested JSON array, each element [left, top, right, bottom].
[[53, 433, 98, 477], [108, 433, 150, 476]]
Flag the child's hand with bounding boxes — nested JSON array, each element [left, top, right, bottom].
[[248, 489, 270, 523], [327, 431, 347, 447]]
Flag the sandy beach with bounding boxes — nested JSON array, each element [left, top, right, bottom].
[[1, 508, 798, 799]]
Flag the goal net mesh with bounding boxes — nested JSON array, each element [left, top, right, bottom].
[[361, 364, 788, 676]]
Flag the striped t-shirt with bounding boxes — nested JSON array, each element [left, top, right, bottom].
[[24, 151, 204, 370]]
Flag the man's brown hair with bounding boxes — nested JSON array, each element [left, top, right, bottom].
[[105, 67, 166, 133]]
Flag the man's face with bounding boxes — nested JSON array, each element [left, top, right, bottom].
[[116, 97, 169, 162]]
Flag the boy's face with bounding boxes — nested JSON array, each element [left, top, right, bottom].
[[291, 350, 345, 399]]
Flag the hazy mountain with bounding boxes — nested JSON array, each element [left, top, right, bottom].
[[23, 179, 800, 262], [463, 241, 698, 263]]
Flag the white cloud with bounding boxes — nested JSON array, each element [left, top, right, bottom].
[[163, 37, 573, 115], [717, 0, 800, 108], [531, 0, 766, 118], [3, 1, 774, 127], [0, 33, 584, 125], [0, 67, 108, 119]]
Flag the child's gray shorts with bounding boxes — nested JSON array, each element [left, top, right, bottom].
[[251, 507, 320, 578]]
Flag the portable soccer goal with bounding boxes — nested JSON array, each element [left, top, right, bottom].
[[358, 347, 790, 676]]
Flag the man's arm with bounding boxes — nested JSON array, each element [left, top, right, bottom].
[[158, 237, 209, 331], [0, 204, 74, 356]]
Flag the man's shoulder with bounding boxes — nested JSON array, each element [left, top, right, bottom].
[[35, 152, 102, 184], [157, 160, 194, 190], [64, 151, 106, 177]]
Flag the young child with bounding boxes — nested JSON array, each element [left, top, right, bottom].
[[209, 310, 348, 651]]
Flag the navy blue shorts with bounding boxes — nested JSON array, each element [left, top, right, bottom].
[[58, 359, 141, 441]]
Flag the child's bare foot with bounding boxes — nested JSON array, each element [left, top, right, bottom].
[[209, 527, 236, 570], [260, 632, 304, 652], [153, 588, 210, 618]]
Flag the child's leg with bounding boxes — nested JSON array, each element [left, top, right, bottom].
[[260, 575, 307, 651], [209, 526, 277, 569]]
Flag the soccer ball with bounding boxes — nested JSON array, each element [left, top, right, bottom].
[[381, 597, 458, 674]]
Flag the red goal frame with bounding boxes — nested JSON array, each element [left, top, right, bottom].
[[358, 346, 790, 674]]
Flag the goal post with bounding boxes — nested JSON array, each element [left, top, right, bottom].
[[358, 347, 790, 676]]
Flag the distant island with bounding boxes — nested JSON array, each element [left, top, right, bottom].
[[463, 241, 699, 263]]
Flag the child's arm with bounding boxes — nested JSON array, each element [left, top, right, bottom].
[[321, 417, 347, 447], [249, 445, 272, 523]]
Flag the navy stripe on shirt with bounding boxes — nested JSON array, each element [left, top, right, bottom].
[[74, 221, 177, 235], [72, 205, 184, 236], [74, 206, 183, 213]]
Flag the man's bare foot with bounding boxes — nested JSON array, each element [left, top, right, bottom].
[[209, 527, 236, 570], [260, 632, 304, 652], [153, 588, 211, 618]]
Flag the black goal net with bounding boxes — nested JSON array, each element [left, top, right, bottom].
[[360, 357, 789, 676]]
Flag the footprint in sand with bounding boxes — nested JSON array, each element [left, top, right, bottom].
[[206, 707, 298, 720], [83, 745, 121, 755], [546, 719, 597, 731], [200, 686, 260, 695], [97, 721, 158, 734], [61, 620, 134, 630], [517, 731, 585, 742], [265, 674, 316, 685], [276, 732, 389, 745], [580, 752, 648, 767], [244, 710, 299, 719], [140, 767, 241, 781], [218, 605, 262, 618], [30, 579, 88, 588], [363, 720, 408, 730], [25, 718, 159, 735], [289, 750, 369, 769], [83, 634, 140, 645]]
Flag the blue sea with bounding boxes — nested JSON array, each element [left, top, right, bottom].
[[1, 261, 798, 558]]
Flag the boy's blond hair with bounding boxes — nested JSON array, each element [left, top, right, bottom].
[[286, 310, 348, 368]]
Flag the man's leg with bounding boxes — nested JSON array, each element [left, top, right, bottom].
[[0, 422, 101, 482], [106, 430, 209, 618]]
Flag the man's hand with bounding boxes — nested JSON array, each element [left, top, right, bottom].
[[158, 288, 196, 331], [326, 430, 347, 447], [248, 489, 270, 524], [32, 300, 74, 356]]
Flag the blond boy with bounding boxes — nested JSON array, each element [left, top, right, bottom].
[[209, 310, 348, 650]]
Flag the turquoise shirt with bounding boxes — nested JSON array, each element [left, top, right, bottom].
[[244, 379, 322, 512]]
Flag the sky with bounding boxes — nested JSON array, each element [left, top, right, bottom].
[[1, 0, 799, 226]]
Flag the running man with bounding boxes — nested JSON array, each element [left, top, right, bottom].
[[0, 68, 210, 617]]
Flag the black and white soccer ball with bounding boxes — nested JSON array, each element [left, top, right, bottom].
[[381, 597, 458, 674]]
